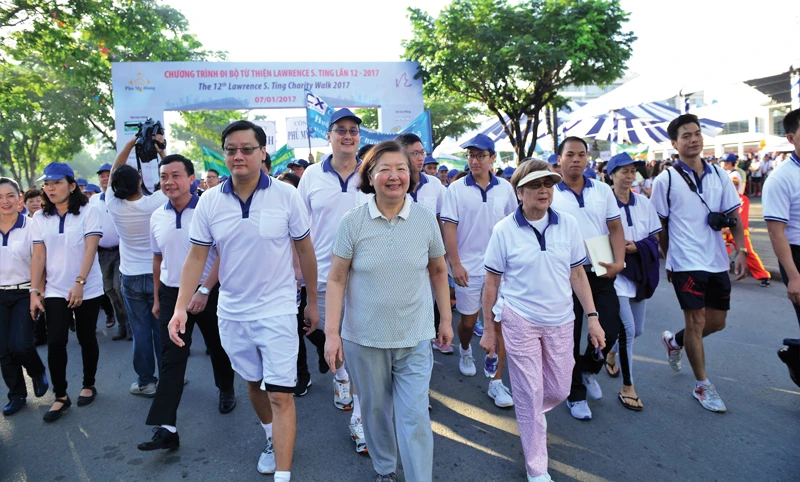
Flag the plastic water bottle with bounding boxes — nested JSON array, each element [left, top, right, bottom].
[[484, 354, 498, 378]]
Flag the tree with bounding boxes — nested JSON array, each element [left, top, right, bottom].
[[170, 110, 249, 165], [354, 108, 379, 130], [403, 0, 635, 160], [426, 92, 482, 151]]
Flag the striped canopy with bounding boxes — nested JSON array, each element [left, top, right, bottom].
[[465, 101, 586, 146]]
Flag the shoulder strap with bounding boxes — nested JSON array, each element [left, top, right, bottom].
[[667, 168, 672, 211], [671, 165, 712, 213]]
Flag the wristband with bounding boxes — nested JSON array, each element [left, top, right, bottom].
[[587, 312, 599, 318]]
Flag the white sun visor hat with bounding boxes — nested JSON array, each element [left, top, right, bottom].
[[516, 170, 562, 188]]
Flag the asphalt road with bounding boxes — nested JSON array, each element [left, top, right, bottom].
[[1, 270, 799, 482]]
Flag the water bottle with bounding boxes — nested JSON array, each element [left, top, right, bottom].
[[484, 354, 498, 378]]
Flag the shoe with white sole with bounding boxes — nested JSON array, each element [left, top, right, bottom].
[[349, 417, 368, 453], [432, 339, 454, 354], [582, 372, 602, 400], [459, 347, 476, 377], [130, 382, 157, 398], [567, 400, 592, 420], [661, 330, 683, 372], [333, 378, 353, 411], [487, 381, 514, 407], [473, 320, 484, 337], [257, 438, 276, 474], [693, 384, 727, 413], [527, 473, 553, 482]]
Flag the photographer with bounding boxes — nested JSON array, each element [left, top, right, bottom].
[[650, 114, 746, 414], [106, 135, 168, 398]]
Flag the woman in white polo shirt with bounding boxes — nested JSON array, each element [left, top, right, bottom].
[[0, 177, 49, 417], [325, 140, 453, 482], [29, 162, 104, 422], [480, 160, 605, 482]]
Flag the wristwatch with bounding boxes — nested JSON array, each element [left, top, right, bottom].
[[738, 248, 748, 255], [197, 286, 211, 296], [586, 312, 599, 318], [75, 277, 86, 285]]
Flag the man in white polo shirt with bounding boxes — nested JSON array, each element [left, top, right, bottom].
[[760, 108, 800, 384], [651, 114, 746, 413], [171, 121, 318, 481], [298, 108, 370, 452], [107, 137, 168, 397], [89, 162, 130, 341], [137, 154, 236, 452], [441, 134, 518, 408], [550, 136, 626, 421]]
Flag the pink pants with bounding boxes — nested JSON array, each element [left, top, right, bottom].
[[501, 305, 575, 477]]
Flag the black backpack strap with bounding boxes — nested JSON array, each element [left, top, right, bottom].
[[666, 167, 672, 211]]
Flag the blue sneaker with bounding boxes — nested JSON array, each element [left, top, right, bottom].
[[484, 354, 498, 378], [474, 320, 484, 337]]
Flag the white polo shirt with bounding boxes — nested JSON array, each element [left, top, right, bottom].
[[551, 176, 621, 248], [763, 152, 800, 245], [614, 192, 662, 298], [31, 205, 103, 299], [440, 172, 517, 277], [484, 207, 586, 326], [650, 160, 741, 273], [190, 172, 311, 321], [150, 195, 215, 288], [1, 213, 33, 286], [297, 155, 370, 283], [105, 188, 167, 276], [411, 173, 445, 215], [727, 169, 745, 195], [89, 191, 120, 248]]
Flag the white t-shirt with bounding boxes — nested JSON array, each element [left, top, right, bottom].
[[650, 160, 741, 273], [31, 205, 104, 299], [1, 213, 33, 286], [484, 207, 586, 326], [613, 192, 662, 298], [190, 173, 311, 321], [411, 173, 445, 215], [105, 189, 168, 276], [89, 192, 120, 248], [727, 170, 745, 195], [150, 195, 215, 288], [440, 172, 518, 276], [763, 153, 800, 245]]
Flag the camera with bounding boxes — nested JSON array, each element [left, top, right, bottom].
[[707, 212, 737, 231], [134, 118, 166, 162]]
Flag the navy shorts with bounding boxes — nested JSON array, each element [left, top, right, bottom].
[[670, 271, 731, 311]]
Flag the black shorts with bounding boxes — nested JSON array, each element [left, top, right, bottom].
[[670, 270, 731, 311]]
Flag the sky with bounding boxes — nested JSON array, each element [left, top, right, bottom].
[[161, 0, 800, 157]]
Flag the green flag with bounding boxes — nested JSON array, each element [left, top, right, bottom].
[[616, 143, 649, 159], [270, 145, 296, 176], [202, 146, 231, 176]]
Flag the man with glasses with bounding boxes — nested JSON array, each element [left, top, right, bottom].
[[205, 169, 220, 188], [441, 134, 517, 408], [298, 108, 370, 453], [171, 121, 318, 479]]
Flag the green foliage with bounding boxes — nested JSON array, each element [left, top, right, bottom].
[[403, 0, 635, 160], [170, 110, 248, 166], [354, 108, 379, 130], [426, 92, 482, 150]]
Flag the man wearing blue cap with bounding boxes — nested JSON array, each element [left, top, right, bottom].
[[76, 178, 88, 192], [89, 162, 129, 339], [287, 159, 309, 179], [441, 133, 518, 408], [423, 156, 439, 176], [84, 184, 101, 199], [548, 153, 562, 176], [437, 165, 449, 185], [503, 166, 515, 181]]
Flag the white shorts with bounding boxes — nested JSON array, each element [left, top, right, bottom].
[[455, 275, 485, 316], [218, 314, 298, 392]]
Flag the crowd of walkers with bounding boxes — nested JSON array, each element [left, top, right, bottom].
[[3, 108, 800, 482]]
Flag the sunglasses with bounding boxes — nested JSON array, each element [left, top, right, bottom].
[[524, 179, 555, 190]]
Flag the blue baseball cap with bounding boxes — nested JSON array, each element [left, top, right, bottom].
[[38, 162, 75, 181], [84, 184, 101, 193], [720, 153, 738, 163], [607, 152, 644, 174], [503, 166, 515, 178], [96, 163, 112, 174], [438, 164, 449, 172], [447, 169, 459, 179], [462, 133, 495, 153], [423, 156, 438, 166], [547, 154, 559, 165], [190, 179, 199, 193], [287, 159, 310, 169], [329, 108, 362, 128], [76, 178, 88, 187]]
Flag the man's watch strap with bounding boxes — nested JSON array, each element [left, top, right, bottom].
[[197, 286, 211, 296], [587, 312, 599, 318]]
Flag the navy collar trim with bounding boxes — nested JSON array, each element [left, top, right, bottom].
[[676, 159, 712, 175], [410, 173, 429, 202], [557, 176, 594, 208], [322, 154, 362, 193], [616, 192, 636, 227], [513, 206, 559, 251], [791, 152, 800, 168], [464, 172, 499, 202], [221, 172, 271, 193], [166, 194, 200, 211], [1, 213, 25, 247]]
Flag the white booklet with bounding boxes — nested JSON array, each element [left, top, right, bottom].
[[584, 234, 615, 276]]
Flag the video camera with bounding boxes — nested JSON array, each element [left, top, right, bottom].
[[134, 118, 166, 162], [707, 212, 738, 231]]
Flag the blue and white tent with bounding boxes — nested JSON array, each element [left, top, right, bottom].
[[464, 101, 586, 146]]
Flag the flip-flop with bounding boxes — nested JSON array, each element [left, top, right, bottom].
[[618, 393, 643, 411], [605, 361, 620, 378]]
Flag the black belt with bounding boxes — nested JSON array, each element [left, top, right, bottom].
[[98, 246, 119, 252]]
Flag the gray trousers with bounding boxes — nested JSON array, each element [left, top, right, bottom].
[[98, 247, 128, 334], [344, 338, 433, 480], [614, 296, 647, 386]]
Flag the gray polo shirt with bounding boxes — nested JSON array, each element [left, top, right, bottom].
[[333, 195, 446, 349]]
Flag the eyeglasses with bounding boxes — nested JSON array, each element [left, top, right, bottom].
[[332, 127, 360, 137], [467, 153, 489, 161], [409, 150, 426, 158], [223, 146, 263, 156], [525, 179, 555, 190]]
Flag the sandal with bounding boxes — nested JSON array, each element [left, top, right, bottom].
[[604, 361, 620, 378], [618, 393, 643, 411]]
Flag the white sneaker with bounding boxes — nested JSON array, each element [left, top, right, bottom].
[[693, 384, 727, 413], [487, 381, 514, 407], [257, 438, 276, 474], [661, 330, 683, 372], [582, 372, 602, 400], [527, 473, 553, 482], [459, 347, 476, 376], [333, 378, 353, 410], [566, 400, 592, 420], [349, 417, 368, 453], [130, 382, 157, 398]]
